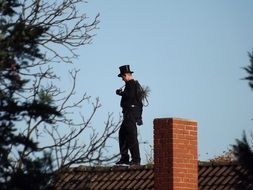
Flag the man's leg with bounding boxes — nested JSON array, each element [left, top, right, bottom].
[[125, 112, 140, 164], [117, 121, 129, 164]]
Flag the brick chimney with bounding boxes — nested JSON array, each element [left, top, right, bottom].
[[153, 118, 198, 190]]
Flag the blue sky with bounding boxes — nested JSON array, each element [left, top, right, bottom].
[[56, 0, 253, 162]]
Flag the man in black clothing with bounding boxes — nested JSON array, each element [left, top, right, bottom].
[[116, 65, 142, 166]]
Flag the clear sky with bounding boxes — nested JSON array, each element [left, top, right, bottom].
[[55, 0, 253, 162]]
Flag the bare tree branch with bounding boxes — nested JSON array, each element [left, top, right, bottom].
[[19, 0, 99, 64], [2, 0, 120, 171]]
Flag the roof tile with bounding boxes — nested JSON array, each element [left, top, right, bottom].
[[54, 162, 251, 190]]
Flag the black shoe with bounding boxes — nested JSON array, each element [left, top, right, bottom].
[[116, 160, 130, 165], [129, 161, 140, 166]]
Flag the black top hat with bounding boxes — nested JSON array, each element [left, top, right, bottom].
[[118, 65, 134, 77]]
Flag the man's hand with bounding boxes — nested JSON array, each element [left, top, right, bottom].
[[116, 89, 123, 95]]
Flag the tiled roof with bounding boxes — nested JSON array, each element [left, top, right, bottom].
[[54, 165, 153, 190], [54, 162, 251, 190], [198, 162, 250, 190]]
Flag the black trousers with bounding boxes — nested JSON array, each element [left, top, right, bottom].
[[119, 108, 140, 163]]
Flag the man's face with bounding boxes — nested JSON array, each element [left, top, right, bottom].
[[121, 73, 132, 82], [121, 74, 127, 82]]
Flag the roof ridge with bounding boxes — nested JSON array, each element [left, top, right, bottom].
[[198, 161, 238, 166], [66, 164, 154, 172], [62, 162, 239, 172]]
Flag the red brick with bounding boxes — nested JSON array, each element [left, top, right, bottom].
[[154, 117, 198, 190]]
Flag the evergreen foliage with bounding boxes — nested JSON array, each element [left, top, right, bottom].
[[232, 50, 253, 188], [0, 0, 59, 189], [232, 132, 253, 189], [0, 1, 118, 189], [243, 51, 253, 89]]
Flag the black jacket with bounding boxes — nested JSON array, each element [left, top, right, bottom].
[[116, 79, 143, 125], [117, 79, 140, 108]]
